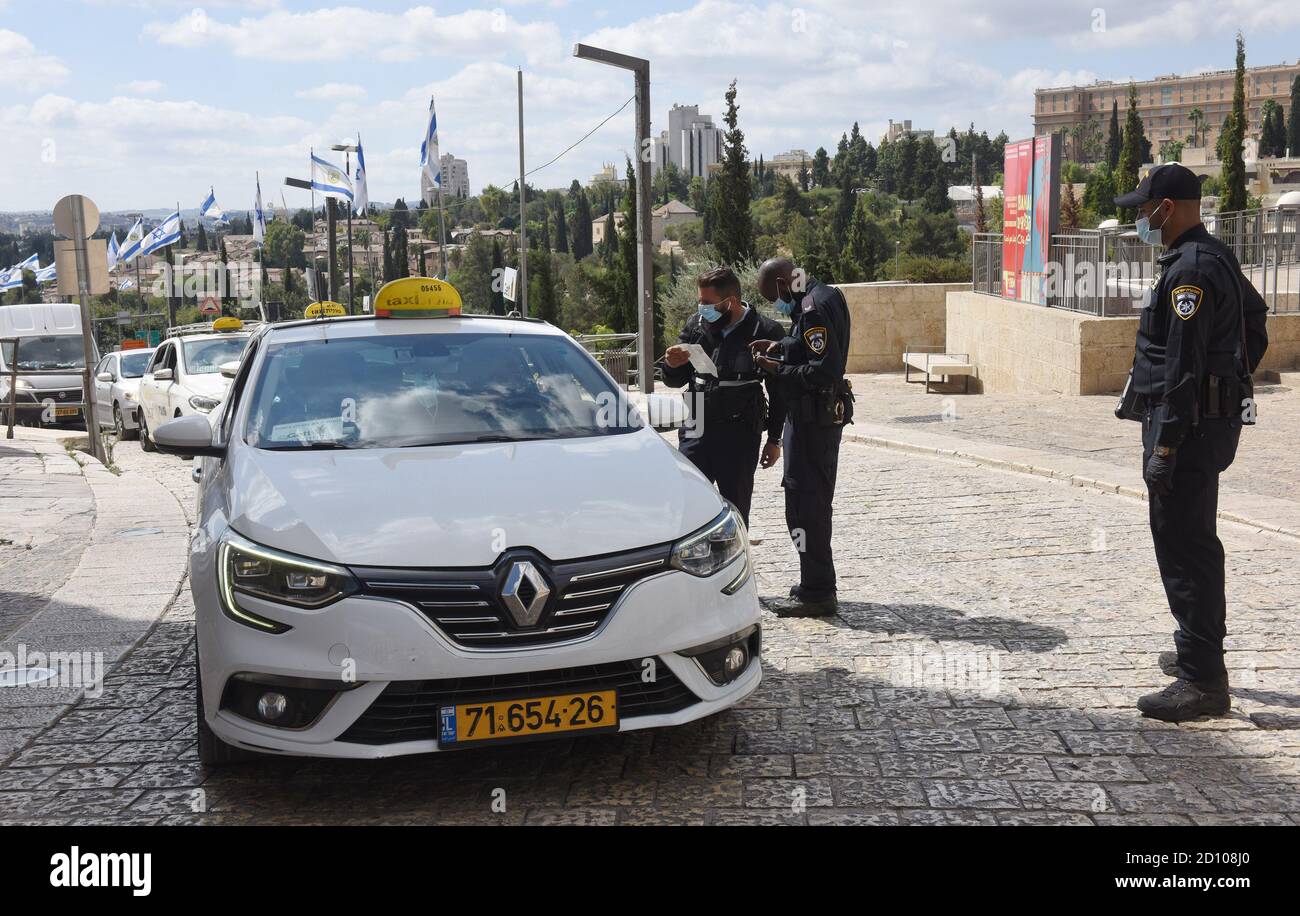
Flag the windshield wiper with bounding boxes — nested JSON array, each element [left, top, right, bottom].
[[263, 441, 356, 451], [398, 434, 545, 448]]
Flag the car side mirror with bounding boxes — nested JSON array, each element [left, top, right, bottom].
[[152, 414, 225, 458], [219, 361, 240, 380], [96, 371, 114, 382], [154, 368, 174, 381], [641, 392, 690, 432]]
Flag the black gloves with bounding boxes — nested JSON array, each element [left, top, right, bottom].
[[1145, 450, 1177, 496]]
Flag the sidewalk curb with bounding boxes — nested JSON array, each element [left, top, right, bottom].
[[0, 441, 190, 766], [844, 428, 1300, 542]]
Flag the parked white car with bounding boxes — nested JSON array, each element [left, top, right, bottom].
[[151, 311, 761, 764], [137, 325, 251, 451], [0, 302, 97, 428], [92, 347, 154, 439]]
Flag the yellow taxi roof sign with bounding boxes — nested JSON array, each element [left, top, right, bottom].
[[305, 300, 347, 318], [374, 277, 462, 318], [211, 316, 243, 332]]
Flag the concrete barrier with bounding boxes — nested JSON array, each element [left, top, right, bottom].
[[945, 290, 1300, 395], [835, 281, 969, 373]]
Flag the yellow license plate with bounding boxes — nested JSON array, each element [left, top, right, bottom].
[[54, 407, 80, 417], [439, 689, 617, 747]]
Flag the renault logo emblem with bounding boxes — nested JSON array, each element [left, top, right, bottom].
[[500, 561, 550, 627]]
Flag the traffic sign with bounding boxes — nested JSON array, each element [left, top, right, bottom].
[[199, 297, 221, 315]]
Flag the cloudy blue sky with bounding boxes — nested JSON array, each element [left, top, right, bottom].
[[2, 0, 1299, 212]]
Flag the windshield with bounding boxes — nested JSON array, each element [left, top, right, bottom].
[[119, 351, 152, 378], [183, 336, 249, 375], [244, 330, 635, 450], [1, 336, 85, 371]]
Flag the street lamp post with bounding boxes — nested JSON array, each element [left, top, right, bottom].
[[573, 43, 654, 393], [332, 143, 358, 314]]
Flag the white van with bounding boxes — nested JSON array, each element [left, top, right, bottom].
[[0, 303, 98, 427]]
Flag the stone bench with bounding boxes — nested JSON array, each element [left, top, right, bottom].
[[903, 347, 975, 393]]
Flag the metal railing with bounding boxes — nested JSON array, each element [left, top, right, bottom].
[[2, 336, 90, 440], [974, 204, 1300, 316], [574, 332, 641, 389]]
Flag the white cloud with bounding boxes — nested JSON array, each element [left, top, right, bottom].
[[116, 79, 165, 95], [0, 30, 70, 93], [296, 83, 366, 102], [142, 5, 566, 66]]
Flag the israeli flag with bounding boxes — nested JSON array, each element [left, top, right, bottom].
[[354, 135, 369, 214], [199, 187, 229, 224], [253, 174, 266, 247], [310, 152, 353, 203], [34, 262, 57, 285], [419, 95, 441, 190], [139, 210, 182, 257], [119, 217, 146, 263], [12, 253, 38, 272], [118, 277, 135, 291], [107, 232, 121, 272], [0, 268, 20, 290]]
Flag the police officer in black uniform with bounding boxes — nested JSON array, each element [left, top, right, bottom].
[[659, 266, 787, 525], [1116, 163, 1268, 721], [750, 257, 853, 617]]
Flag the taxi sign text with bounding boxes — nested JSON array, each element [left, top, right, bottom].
[[374, 277, 463, 318]]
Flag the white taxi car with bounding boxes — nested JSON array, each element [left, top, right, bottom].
[[151, 282, 760, 764], [92, 346, 154, 439], [137, 318, 253, 451]]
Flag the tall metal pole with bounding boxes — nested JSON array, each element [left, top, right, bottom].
[[516, 67, 528, 316], [633, 65, 653, 392], [572, 44, 654, 392], [326, 198, 338, 303], [346, 151, 354, 314], [68, 199, 105, 464], [437, 185, 448, 279]]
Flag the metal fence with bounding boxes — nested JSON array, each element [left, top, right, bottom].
[[574, 332, 640, 389], [973, 204, 1300, 316]]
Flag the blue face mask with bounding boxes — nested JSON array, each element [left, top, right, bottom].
[[1136, 202, 1169, 246], [774, 297, 796, 317], [697, 302, 723, 323]]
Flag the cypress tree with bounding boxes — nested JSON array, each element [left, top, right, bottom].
[[711, 80, 754, 265], [1107, 100, 1122, 170], [1220, 32, 1249, 213], [1288, 76, 1300, 159], [1115, 83, 1146, 221]]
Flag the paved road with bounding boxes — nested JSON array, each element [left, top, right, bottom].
[[2, 423, 1298, 825]]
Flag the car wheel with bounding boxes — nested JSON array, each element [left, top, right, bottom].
[[113, 404, 130, 441], [196, 644, 261, 767], [139, 410, 156, 452]]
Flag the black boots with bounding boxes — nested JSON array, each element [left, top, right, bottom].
[[1137, 675, 1230, 722]]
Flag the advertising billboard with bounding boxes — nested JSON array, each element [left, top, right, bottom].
[[1002, 134, 1061, 304]]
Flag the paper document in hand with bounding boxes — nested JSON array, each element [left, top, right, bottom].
[[680, 343, 718, 377]]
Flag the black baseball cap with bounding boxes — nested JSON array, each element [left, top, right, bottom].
[[1114, 163, 1203, 208]]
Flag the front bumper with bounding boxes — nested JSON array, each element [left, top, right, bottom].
[[194, 548, 761, 759]]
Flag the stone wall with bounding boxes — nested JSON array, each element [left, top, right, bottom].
[[945, 290, 1300, 395], [836, 282, 969, 373]]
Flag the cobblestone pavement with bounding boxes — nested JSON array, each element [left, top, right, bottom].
[[2, 421, 1297, 827], [847, 372, 1299, 505]]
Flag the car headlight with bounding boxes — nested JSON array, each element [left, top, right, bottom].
[[670, 506, 748, 578], [189, 395, 221, 413], [14, 379, 34, 391], [217, 534, 358, 632]]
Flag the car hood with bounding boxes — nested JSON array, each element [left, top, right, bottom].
[[183, 373, 230, 400], [226, 429, 724, 567]]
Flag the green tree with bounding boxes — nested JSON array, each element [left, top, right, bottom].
[[263, 220, 307, 270], [1107, 100, 1122, 169], [710, 80, 754, 265], [1187, 106, 1205, 147], [838, 199, 888, 282], [1288, 76, 1300, 159], [811, 147, 831, 187], [571, 187, 594, 260], [1220, 32, 1249, 213], [1115, 83, 1146, 221], [553, 194, 570, 254]]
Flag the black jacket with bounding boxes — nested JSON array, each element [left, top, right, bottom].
[[768, 277, 851, 399], [1132, 223, 1269, 447], [660, 303, 788, 439]]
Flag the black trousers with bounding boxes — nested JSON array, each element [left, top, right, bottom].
[[678, 421, 762, 525], [782, 418, 843, 596], [1142, 416, 1241, 682]]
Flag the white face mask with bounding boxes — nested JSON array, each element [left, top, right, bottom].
[[1136, 202, 1170, 246]]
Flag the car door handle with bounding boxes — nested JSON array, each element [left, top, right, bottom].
[[191, 466, 203, 483]]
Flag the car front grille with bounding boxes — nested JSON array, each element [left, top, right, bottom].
[[337, 658, 700, 745], [351, 543, 673, 650]]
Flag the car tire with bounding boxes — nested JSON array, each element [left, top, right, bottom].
[[138, 409, 156, 452], [113, 404, 137, 441], [196, 645, 262, 767]]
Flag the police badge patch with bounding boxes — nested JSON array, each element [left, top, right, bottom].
[[803, 326, 828, 355], [1171, 285, 1203, 320]]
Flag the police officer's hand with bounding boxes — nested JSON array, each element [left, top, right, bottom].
[[760, 439, 781, 469], [1144, 450, 1177, 496], [749, 339, 776, 356], [664, 346, 690, 369]]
